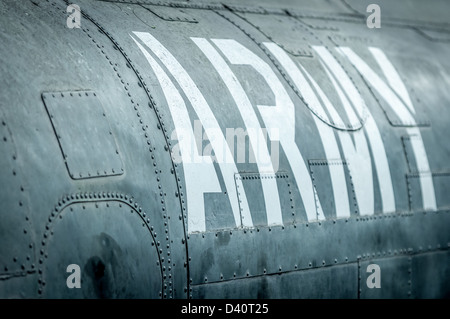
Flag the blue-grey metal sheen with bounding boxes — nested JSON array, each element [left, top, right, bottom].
[[0, 0, 449, 299]]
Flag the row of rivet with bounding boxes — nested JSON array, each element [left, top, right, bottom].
[[36, 192, 160, 295], [194, 250, 431, 286], [310, 160, 349, 167], [142, 6, 198, 23], [235, 174, 288, 180], [194, 231, 446, 286], [40, 0, 171, 297], [101, 10, 194, 297], [235, 173, 295, 216], [401, 136, 415, 174], [1, 118, 33, 274], [214, 9, 369, 132], [118, 0, 224, 10], [189, 208, 450, 285], [71, 2, 190, 298], [347, 164, 359, 215], [356, 73, 430, 127], [406, 174, 417, 211], [309, 159, 359, 217], [42, 91, 124, 179]]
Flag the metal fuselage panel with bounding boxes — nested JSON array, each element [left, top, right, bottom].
[[0, 0, 449, 298]]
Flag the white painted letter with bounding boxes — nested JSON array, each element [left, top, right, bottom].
[[314, 46, 395, 214], [339, 47, 436, 211], [265, 42, 347, 220], [132, 32, 253, 232], [193, 38, 284, 225]]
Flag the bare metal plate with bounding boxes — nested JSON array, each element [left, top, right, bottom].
[[42, 90, 123, 180], [141, 5, 198, 23], [309, 159, 358, 219], [235, 172, 293, 227]]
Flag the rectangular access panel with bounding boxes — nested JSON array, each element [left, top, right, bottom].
[[42, 90, 123, 179]]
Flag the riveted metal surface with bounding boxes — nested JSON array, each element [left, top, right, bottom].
[[309, 159, 358, 220], [366, 59, 434, 128], [411, 250, 450, 298], [231, 11, 316, 58], [293, 12, 444, 130], [329, 34, 374, 47], [192, 263, 358, 299], [0, 0, 186, 298], [1, 0, 450, 299], [101, 0, 450, 34], [402, 135, 420, 173], [42, 90, 124, 180], [39, 196, 162, 298], [342, 50, 432, 128], [188, 210, 450, 287], [384, 57, 448, 127], [406, 174, 423, 212], [432, 173, 450, 210], [405, 172, 450, 213], [214, 10, 369, 132], [99, 0, 355, 17], [203, 190, 236, 231], [359, 256, 411, 298], [222, 5, 273, 15], [141, 4, 198, 23], [295, 17, 340, 32], [71, 0, 189, 298], [73, 0, 450, 299], [343, 0, 450, 27], [235, 172, 293, 227], [415, 29, 450, 42], [100, 0, 224, 10], [0, 115, 35, 280], [408, 172, 450, 212]]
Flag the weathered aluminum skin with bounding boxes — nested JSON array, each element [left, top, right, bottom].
[[0, 0, 449, 298]]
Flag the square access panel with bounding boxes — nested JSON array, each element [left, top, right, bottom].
[[42, 90, 123, 179]]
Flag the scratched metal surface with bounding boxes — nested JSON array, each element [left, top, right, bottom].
[[0, 0, 449, 298]]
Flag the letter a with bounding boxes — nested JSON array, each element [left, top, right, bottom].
[[66, 4, 81, 29], [366, 4, 381, 29], [66, 264, 81, 288], [366, 264, 381, 288]]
